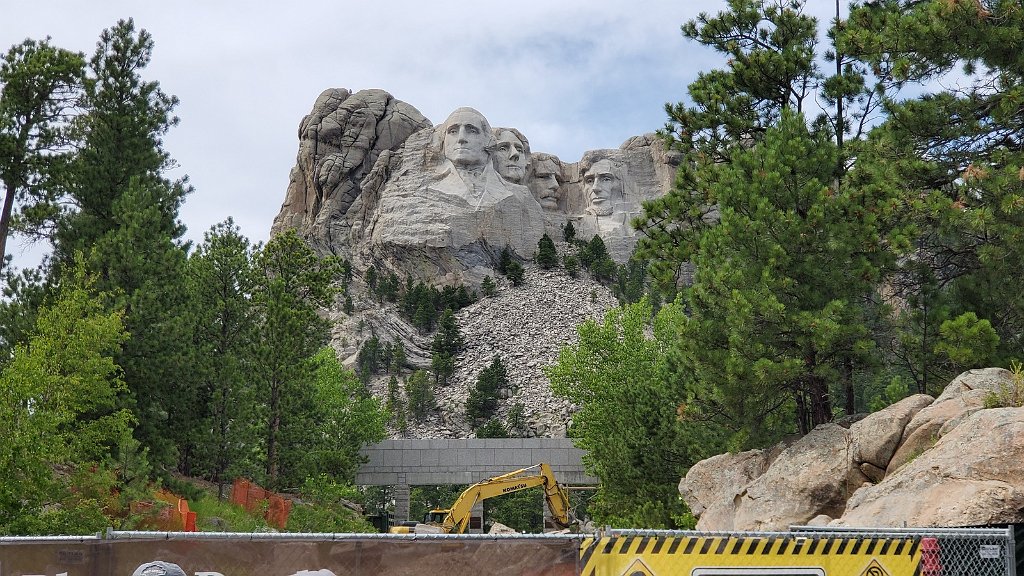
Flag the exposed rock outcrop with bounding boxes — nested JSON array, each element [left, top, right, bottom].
[[273, 88, 677, 288], [680, 368, 1023, 530], [272, 88, 678, 442]]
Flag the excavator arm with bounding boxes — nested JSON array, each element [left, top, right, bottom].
[[437, 463, 574, 533]]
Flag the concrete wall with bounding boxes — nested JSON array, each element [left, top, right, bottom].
[[356, 438, 598, 486]]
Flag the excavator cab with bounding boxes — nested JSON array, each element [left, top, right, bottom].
[[424, 510, 448, 524]]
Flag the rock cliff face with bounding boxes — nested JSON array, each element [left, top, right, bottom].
[[273, 88, 678, 286], [273, 88, 677, 441], [680, 368, 1024, 529]]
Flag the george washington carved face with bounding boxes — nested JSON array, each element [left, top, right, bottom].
[[441, 107, 492, 169]]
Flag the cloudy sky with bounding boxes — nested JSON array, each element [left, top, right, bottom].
[[3, 1, 842, 267]]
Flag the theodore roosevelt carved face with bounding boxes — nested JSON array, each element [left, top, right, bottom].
[[582, 158, 623, 217], [529, 154, 562, 211], [441, 107, 492, 170]]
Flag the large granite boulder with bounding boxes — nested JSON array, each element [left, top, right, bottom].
[[681, 450, 769, 531], [837, 406, 1024, 527], [886, 368, 1014, 474], [849, 394, 933, 470], [680, 368, 1024, 530], [729, 423, 861, 531]]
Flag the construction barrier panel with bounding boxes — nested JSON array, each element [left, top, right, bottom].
[[0, 533, 580, 576], [0, 527, 1015, 576], [230, 478, 292, 529], [582, 531, 921, 576]]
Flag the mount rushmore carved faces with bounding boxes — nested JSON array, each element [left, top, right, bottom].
[[441, 107, 494, 170], [493, 128, 530, 184], [583, 158, 624, 217], [528, 153, 562, 211]]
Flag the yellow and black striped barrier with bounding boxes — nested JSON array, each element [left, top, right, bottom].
[[580, 534, 922, 576]]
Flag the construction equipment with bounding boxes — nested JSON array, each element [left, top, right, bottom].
[[389, 463, 574, 534]]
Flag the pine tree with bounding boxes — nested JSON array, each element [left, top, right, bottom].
[[0, 38, 84, 272], [667, 110, 895, 440], [562, 220, 576, 243], [506, 261, 524, 286], [536, 233, 558, 269], [497, 246, 512, 274], [431, 308, 462, 385], [405, 370, 434, 421], [250, 230, 341, 487], [465, 355, 508, 424], [48, 19, 193, 468], [186, 219, 256, 496], [481, 275, 496, 297]]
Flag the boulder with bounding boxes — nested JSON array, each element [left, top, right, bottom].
[[836, 407, 1024, 527], [886, 369, 1013, 475], [934, 367, 1015, 403], [727, 424, 862, 531], [680, 450, 768, 520], [849, 394, 932, 470]]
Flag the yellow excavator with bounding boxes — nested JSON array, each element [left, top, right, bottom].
[[388, 463, 575, 534]]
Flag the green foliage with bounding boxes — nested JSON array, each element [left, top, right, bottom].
[[400, 279, 473, 332], [39, 19, 194, 470], [935, 312, 999, 367], [250, 229, 342, 488], [564, 254, 579, 278], [285, 474, 377, 533], [186, 219, 256, 494], [295, 348, 386, 483], [536, 233, 558, 269], [0, 38, 84, 270], [562, 220, 576, 243], [506, 260, 524, 286], [357, 334, 384, 383], [506, 402, 527, 437], [660, 110, 898, 439], [405, 370, 435, 421], [576, 236, 617, 282], [497, 246, 513, 274], [0, 262, 134, 534], [409, 485, 464, 524], [475, 419, 509, 438], [613, 256, 648, 305], [984, 362, 1024, 409], [385, 375, 409, 435], [547, 299, 695, 527], [481, 275, 496, 297], [496, 245, 525, 285], [485, 489, 542, 532], [841, 0, 1024, 364], [0, 266, 47, 361], [431, 308, 463, 385], [466, 355, 509, 425], [867, 375, 912, 413]]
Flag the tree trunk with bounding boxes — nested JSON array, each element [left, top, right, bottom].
[[267, 378, 280, 485]]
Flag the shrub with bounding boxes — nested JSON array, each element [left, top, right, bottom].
[[984, 361, 1024, 408]]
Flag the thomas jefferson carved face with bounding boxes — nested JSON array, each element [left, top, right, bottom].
[[494, 129, 528, 183], [529, 156, 561, 210], [442, 108, 491, 169], [583, 159, 622, 217]]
